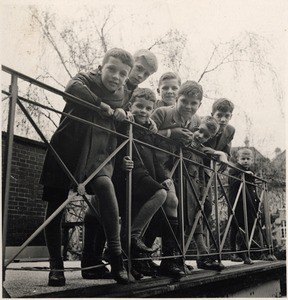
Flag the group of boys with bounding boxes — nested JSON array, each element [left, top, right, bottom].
[[40, 47, 260, 286]]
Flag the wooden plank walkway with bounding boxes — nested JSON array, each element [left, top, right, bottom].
[[2, 260, 286, 298]]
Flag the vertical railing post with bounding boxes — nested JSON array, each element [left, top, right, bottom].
[[2, 74, 18, 281], [125, 123, 133, 281], [263, 182, 273, 256], [242, 173, 250, 258], [178, 147, 185, 261], [213, 161, 221, 261]]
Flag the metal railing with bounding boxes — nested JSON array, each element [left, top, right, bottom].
[[2, 65, 275, 282]]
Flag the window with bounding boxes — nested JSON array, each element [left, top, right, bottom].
[[280, 220, 286, 239]]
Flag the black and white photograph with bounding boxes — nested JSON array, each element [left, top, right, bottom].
[[1, 0, 286, 297]]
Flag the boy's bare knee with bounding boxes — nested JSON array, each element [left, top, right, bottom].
[[164, 193, 178, 210], [94, 176, 112, 189], [155, 188, 167, 203]]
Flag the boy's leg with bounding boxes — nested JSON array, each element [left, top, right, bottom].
[[131, 188, 166, 253], [238, 222, 254, 265], [159, 187, 185, 278], [194, 222, 224, 271], [43, 187, 68, 287], [130, 188, 166, 277], [90, 176, 129, 284], [229, 221, 243, 262], [81, 207, 110, 279]]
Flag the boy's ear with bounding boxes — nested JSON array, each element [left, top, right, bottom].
[[127, 103, 132, 111]]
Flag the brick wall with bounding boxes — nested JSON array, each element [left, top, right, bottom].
[[2, 132, 47, 246]]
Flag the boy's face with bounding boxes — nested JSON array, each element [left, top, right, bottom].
[[212, 110, 232, 130], [237, 152, 253, 169], [101, 57, 131, 92], [158, 79, 180, 106], [192, 123, 215, 146], [130, 97, 154, 125], [128, 57, 154, 86], [176, 95, 201, 120]]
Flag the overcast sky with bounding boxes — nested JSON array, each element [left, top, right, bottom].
[[1, 0, 287, 159]]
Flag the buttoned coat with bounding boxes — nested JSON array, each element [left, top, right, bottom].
[[151, 105, 201, 176], [40, 70, 125, 191]]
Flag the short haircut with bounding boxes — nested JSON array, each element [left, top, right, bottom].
[[133, 49, 158, 73], [212, 98, 234, 114], [236, 148, 253, 158], [130, 87, 157, 105], [200, 116, 220, 137], [158, 72, 181, 87], [178, 80, 203, 100], [102, 48, 134, 68]]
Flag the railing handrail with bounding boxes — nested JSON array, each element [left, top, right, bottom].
[[2, 65, 274, 278]]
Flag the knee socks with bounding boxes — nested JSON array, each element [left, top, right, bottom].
[[131, 190, 166, 239]]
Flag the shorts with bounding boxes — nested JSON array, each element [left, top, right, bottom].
[[132, 175, 165, 204]]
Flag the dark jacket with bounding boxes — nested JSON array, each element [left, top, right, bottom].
[[40, 70, 125, 190], [114, 122, 167, 185], [228, 163, 260, 226], [113, 122, 168, 211], [203, 124, 235, 156]]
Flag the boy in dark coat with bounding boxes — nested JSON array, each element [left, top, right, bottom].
[[182, 116, 225, 271], [40, 48, 134, 286], [228, 148, 260, 264], [202, 98, 235, 242], [141, 83, 228, 276], [203, 98, 235, 156], [81, 49, 158, 280], [115, 88, 170, 274]]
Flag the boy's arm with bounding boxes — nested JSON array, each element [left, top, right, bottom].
[[221, 127, 235, 157], [65, 72, 101, 106], [151, 108, 166, 133], [201, 146, 228, 172]]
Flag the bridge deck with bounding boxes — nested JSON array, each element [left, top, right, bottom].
[[3, 260, 286, 298]]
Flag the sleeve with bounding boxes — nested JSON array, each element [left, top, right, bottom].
[[65, 72, 101, 106], [151, 108, 166, 130], [222, 127, 235, 157], [153, 149, 168, 183], [201, 146, 217, 156]]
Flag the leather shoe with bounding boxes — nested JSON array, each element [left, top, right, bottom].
[[196, 257, 225, 271], [159, 259, 186, 278], [230, 254, 243, 262], [48, 270, 66, 286], [133, 259, 157, 277], [124, 261, 143, 280], [243, 257, 254, 265], [48, 259, 66, 287], [109, 253, 130, 284], [81, 258, 111, 279], [132, 253, 158, 277], [131, 237, 157, 254]]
